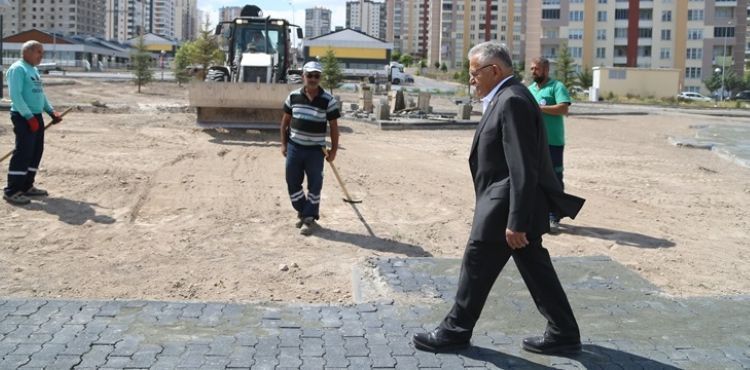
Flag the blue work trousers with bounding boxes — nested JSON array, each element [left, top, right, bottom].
[[4, 112, 45, 196], [285, 141, 324, 220]]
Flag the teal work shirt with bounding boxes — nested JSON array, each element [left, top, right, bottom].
[[528, 79, 571, 146], [7, 60, 54, 119]]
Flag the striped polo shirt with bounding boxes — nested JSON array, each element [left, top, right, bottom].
[[283, 87, 341, 146]]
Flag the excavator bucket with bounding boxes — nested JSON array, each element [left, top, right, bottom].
[[188, 81, 298, 130]]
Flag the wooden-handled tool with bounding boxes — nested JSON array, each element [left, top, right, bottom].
[[322, 147, 362, 204], [0, 106, 76, 163]]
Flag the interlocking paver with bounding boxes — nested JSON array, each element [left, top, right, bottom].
[[0, 257, 746, 369]]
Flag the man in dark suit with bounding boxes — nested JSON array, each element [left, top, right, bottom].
[[412, 42, 585, 355]]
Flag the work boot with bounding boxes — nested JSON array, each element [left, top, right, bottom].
[[3, 192, 31, 205], [299, 217, 317, 236], [24, 186, 48, 197]]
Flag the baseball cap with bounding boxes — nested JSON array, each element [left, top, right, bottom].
[[303, 61, 323, 73]]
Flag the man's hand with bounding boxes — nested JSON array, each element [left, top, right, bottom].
[[325, 148, 337, 162], [50, 111, 63, 124], [505, 229, 529, 249], [281, 143, 287, 157], [26, 116, 40, 133]]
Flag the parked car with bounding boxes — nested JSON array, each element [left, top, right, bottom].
[[731, 90, 750, 101], [677, 91, 712, 102]]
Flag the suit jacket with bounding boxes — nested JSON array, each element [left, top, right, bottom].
[[468, 77, 585, 242]]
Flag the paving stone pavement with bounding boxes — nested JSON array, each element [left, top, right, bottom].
[[1, 256, 748, 369]]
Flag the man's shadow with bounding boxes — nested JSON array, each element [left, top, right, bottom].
[[560, 224, 675, 249], [26, 197, 115, 226], [459, 344, 680, 369], [203, 125, 354, 147], [315, 226, 432, 257], [204, 129, 281, 147]]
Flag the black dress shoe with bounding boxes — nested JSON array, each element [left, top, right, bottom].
[[413, 328, 470, 352], [522, 335, 582, 354]]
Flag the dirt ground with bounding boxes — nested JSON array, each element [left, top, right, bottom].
[[1, 79, 748, 304]]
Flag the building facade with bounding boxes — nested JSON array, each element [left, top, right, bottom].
[[149, 0, 175, 39], [1, 0, 107, 38], [438, 0, 526, 68], [174, 0, 198, 41], [524, 0, 748, 95], [386, 0, 439, 62], [305, 7, 332, 39], [346, 0, 387, 40], [219, 6, 242, 22]]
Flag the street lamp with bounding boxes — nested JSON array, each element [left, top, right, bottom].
[[160, 50, 166, 81], [0, 0, 12, 100], [720, 20, 732, 102]]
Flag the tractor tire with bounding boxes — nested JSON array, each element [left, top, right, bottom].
[[205, 68, 229, 82], [392, 78, 401, 85]]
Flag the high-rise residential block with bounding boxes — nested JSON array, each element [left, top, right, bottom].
[[524, 0, 747, 95], [1, 0, 107, 38], [346, 0, 387, 40], [305, 7, 332, 39], [220, 6, 243, 22], [386, 0, 438, 62], [174, 0, 198, 41]]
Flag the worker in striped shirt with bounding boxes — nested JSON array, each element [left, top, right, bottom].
[[280, 61, 341, 236]]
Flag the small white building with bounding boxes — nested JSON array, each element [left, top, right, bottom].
[[591, 67, 681, 101]]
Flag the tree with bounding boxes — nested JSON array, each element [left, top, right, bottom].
[[399, 54, 413, 67], [131, 36, 153, 93], [392, 51, 402, 62], [434, 61, 441, 69], [513, 61, 525, 82], [173, 44, 192, 86], [188, 21, 224, 79], [576, 66, 593, 89], [320, 48, 343, 93], [440, 62, 448, 72], [455, 58, 470, 84], [554, 44, 576, 89], [419, 59, 427, 69]]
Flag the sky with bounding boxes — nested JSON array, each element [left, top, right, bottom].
[[196, 0, 348, 31]]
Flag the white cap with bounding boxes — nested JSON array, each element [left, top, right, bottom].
[[303, 61, 323, 73]]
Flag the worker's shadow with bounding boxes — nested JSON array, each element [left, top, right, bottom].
[[205, 129, 281, 147], [560, 224, 675, 249], [457, 344, 680, 369], [26, 197, 115, 226], [315, 203, 431, 257]]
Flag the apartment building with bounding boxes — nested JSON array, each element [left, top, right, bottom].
[[385, 0, 439, 62], [174, 0, 198, 41], [305, 7, 332, 39], [438, 0, 526, 68], [346, 0, 387, 40], [219, 6, 242, 22], [1, 0, 106, 38], [525, 0, 747, 94], [148, 0, 175, 39]]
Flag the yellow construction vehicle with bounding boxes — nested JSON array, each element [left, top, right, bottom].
[[188, 5, 303, 129]]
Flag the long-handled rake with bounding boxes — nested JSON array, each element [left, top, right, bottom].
[[1, 106, 76, 163], [322, 147, 362, 204]]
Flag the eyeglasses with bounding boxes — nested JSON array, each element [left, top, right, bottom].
[[469, 64, 496, 78], [305, 73, 321, 79]]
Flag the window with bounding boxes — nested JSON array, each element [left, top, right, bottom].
[[609, 70, 627, 79], [686, 48, 702, 59], [661, 10, 672, 21], [597, 11, 607, 22], [685, 67, 702, 79], [688, 29, 702, 40], [639, 9, 652, 20], [661, 29, 671, 40], [660, 48, 671, 59], [638, 28, 652, 38], [596, 47, 606, 58], [687, 9, 704, 21], [615, 9, 628, 20], [714, 27, 735, 38], [569, 29, 584, 40], [614, 28, 627, 38], [570, 10, 584, 22], [542, 9, 560, 19], [597, 29, 607, 40], [570, 47, 583, 58]]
